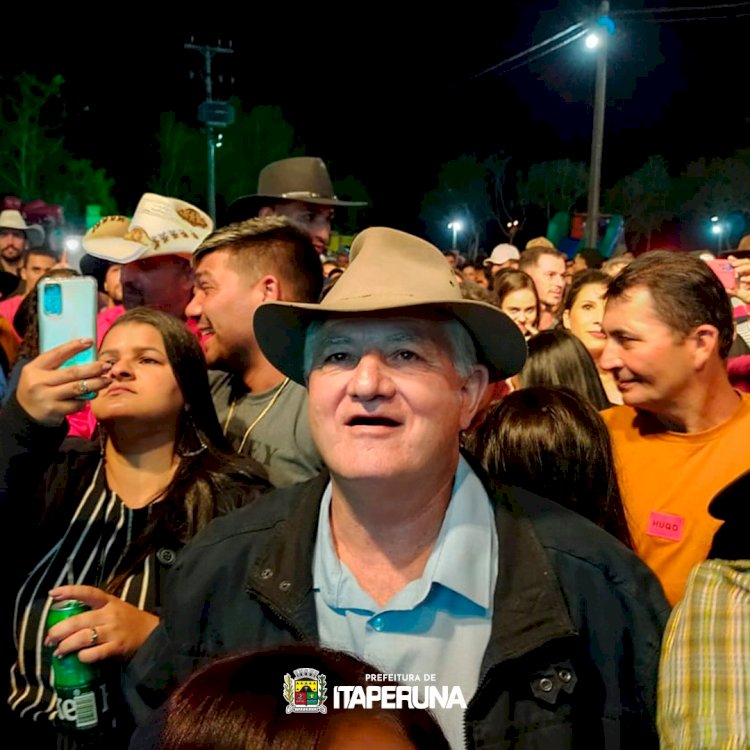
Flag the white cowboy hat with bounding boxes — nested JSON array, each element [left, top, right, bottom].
[[254, 227, 527, 384], [0, 209, 45, 247], [82, 193, 213, 264]]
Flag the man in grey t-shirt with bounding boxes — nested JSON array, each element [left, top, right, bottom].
[[186, 217, 325, 487]]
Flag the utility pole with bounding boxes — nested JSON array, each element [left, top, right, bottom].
[[185, 40, 235, 222], [584, 0, 610, 249]]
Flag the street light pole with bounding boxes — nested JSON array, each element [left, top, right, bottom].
[[584, 0, 609, 250]]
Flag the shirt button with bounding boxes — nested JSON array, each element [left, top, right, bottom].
[[539, 677, 554, 692], [558, 669, 572, 683], [260, 568, 273, 580], [371, 617, 385, 631], [279, 580, 291, 592]]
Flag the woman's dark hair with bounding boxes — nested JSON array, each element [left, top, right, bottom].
[[518, 329, 610, 410], [15, 267, 81, 357], [159, 645, 450, 750], [563, 269, 610, 313], [464, 386, 633, 548], [102, 307, 268, 593], [491, 269, 540, 325]]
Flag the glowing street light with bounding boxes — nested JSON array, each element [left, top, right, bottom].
[[583, 1, 615, 250], [448, 220, 463, 249], [710, 216, 725, 251]]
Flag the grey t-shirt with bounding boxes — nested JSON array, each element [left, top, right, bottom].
[[210, 370, 324, 488]]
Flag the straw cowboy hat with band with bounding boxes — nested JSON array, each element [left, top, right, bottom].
[[0, 210, 45, 248], [254, 226, 528, 385], [225, 157, 367, 223], [82, 193, 213, 264]]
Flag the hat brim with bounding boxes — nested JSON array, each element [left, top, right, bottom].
[[224, 193, 367, 224], [254, 296, 527, 385]]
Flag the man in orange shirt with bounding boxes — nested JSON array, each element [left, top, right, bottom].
[[600, 251, 750, 606]]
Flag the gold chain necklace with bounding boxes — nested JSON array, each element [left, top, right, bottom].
[[222, 377, 291, 454]]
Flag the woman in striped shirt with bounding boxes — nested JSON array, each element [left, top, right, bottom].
[[2, 307, 268, 748]]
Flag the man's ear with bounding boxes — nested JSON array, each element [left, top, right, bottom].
[[459, 365, 490, 431], [691, 324, 720, 369], [256, 274, 281, 301]]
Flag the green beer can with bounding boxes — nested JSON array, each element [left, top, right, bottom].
[[46, 599, 113, 736]]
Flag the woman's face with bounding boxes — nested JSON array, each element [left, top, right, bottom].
[[563, 282, 608, 359], [92, 322, 184, 426], [500, 288, 538, 336]]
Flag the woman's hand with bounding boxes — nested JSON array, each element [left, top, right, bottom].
[[16, 340, 111, 426], [727, 256, 750, 304], [44, 585, 160, 663]]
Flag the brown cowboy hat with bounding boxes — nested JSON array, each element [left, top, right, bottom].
[[253, 227, 527, 384], [225, 157, 367, 223]]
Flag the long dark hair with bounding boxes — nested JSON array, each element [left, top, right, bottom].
[[464, 386, 633, 548], [563, 269, 610, 314], [518, 329, 610, 410], [160, 645, 450, 750], [492, 268, 540, 327], [102, 307, 267, 593]]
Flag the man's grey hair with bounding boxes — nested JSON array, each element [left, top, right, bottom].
[[302, 317, 479, 380]]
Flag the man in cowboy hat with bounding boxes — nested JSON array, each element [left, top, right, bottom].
[[0, 209, 45, 281], [224, 156, 366, 256], [126, 227, 668, 747], [82, 193, 213, 340]]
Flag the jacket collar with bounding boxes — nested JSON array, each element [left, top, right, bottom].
[[247, 466, 576, 660]]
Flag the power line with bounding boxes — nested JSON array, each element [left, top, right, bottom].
[[468, 22, 584, 81], [613, 1, 750, 15], [630, 12, 750, 22], [490, 30, 589, 77]]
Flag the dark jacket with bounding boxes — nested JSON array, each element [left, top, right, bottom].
[[707, 468, 750, 560], [125, 468, 669, 749]]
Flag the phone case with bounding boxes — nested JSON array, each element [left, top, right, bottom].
[[38, 276, 98, 370]]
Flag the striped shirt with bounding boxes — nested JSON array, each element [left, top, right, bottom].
[[658, 559, 750, 749], [9, 458, 156, 725]]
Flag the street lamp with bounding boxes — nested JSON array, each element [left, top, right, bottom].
[[584, 1, 614, 250], [711, 215, 725, 252], [448, 220, 463, 249]]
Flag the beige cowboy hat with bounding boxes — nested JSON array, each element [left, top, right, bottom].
[[0, 209, 45, 247], [225, 157, 367, 223], [254, 227, 527, 384], [82, 193, 213, 264]]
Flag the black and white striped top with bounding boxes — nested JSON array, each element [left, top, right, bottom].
[[10, 458, 156, 725]]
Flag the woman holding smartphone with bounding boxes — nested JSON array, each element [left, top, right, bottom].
[[2, 307, 268, 748]]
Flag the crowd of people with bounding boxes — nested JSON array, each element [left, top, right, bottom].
[[1, 154, 750, 748]]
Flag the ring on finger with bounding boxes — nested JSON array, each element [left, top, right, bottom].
[[77, 380, 89, 395], [89, 626, 98, 646]]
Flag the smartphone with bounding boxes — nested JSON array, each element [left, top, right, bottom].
[[706, 259, 737, 290], [38, 276, 98, 396]]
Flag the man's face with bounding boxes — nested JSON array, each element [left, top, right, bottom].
[[20, 252, 56, 291], [0, 229, 27, 264], [489, 259, 518, 275], [185, 249, 263, 370], [306, 316, 485, 485], [526, 254, 566, 308], [266, 201, 333, 255], [120, 255, 193, 318], [600, 286, 697, 413]]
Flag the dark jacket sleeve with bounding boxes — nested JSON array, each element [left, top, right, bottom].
[[0, 392, 68, 508]]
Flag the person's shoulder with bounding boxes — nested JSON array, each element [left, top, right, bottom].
[[508, 486, 668, 611], [599, 403, 636, 429], [184, 471, 328, 552]]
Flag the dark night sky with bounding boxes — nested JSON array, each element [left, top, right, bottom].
[[4, 1, 750, 247]]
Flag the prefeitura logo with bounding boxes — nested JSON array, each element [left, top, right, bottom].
[[283, 667, 328, 714]]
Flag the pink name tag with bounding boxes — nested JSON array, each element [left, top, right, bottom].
[[647, 511, 684, 542]]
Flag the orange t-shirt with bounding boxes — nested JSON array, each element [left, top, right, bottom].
[[602, 394, 750, 606]]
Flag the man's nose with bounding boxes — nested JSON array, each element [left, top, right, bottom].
[[346, 353, 395, 400], [599, 338, 621, 372], [184, 289, 203, 318]]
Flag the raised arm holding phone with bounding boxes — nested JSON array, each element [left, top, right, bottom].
[[2, 307, 268, 749]]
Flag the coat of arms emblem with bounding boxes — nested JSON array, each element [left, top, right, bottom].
[[283, 667, 328, 714]]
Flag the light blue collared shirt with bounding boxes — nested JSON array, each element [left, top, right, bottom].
[[313, 456, 498, 749]]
